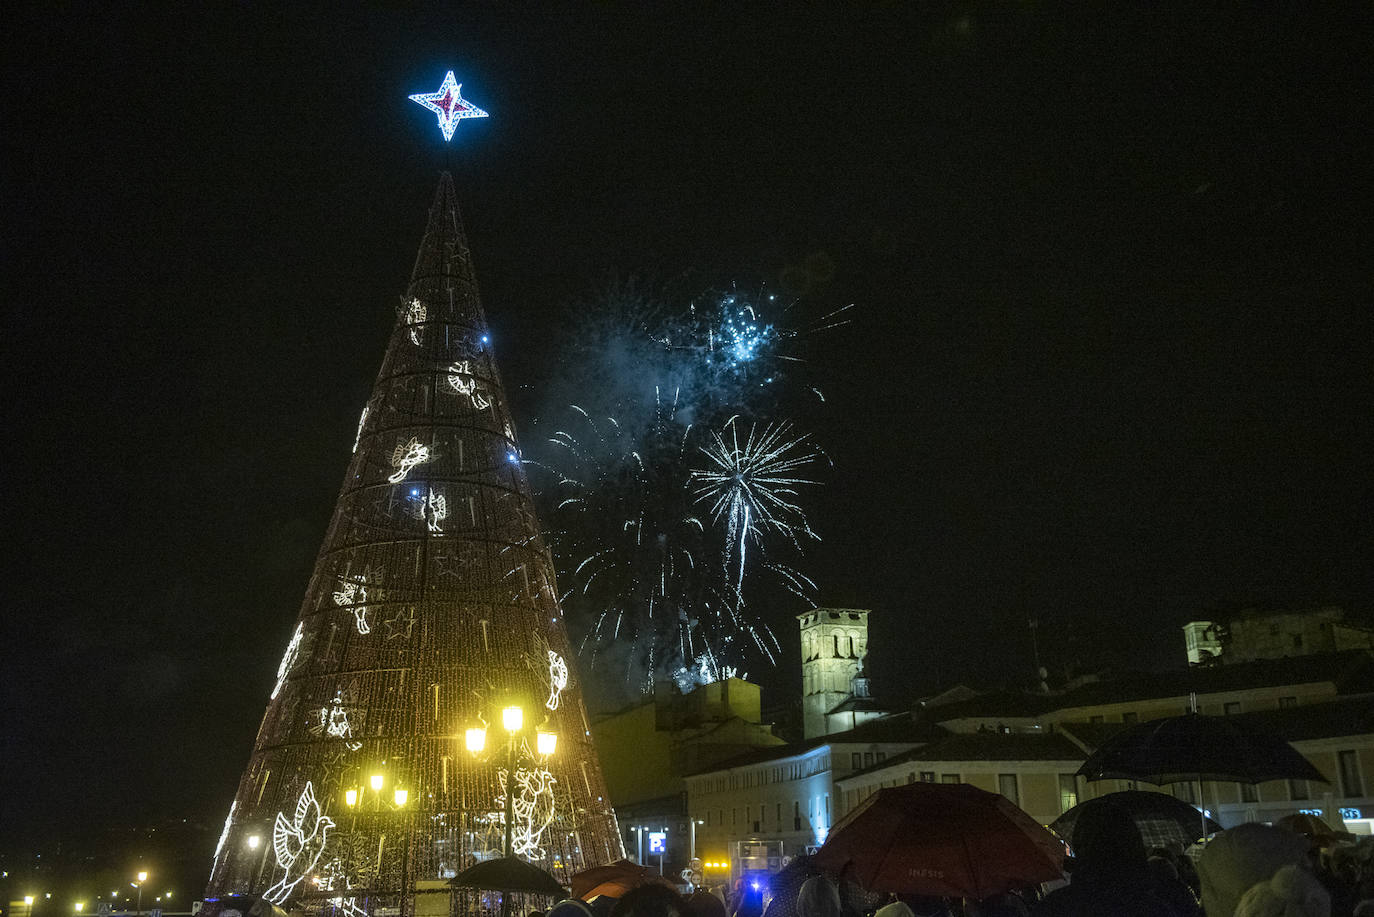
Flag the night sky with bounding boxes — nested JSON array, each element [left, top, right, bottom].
[[4, 3, 1372, 859]]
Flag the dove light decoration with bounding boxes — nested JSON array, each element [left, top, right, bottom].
[[264, 782, 335, 905], [387, 438, 431, 484]]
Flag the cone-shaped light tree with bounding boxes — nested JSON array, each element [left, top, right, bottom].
[[203, 174, 623, 915]]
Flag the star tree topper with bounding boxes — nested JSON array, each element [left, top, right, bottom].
[[409, 71, 488, 141]]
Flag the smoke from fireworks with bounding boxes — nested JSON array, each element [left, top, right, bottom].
[[529, 282, 847, 702]]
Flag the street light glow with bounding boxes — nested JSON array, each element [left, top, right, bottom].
[[370, 773, 385, 792], [345, 788, 358, 807], [537, 731, 557, 755], [394, 788, 409, 806], [502, 705, 523, 732], [248, 834, 261, 849], [465, 726, 487, 752], [136, 873, 148, 884]]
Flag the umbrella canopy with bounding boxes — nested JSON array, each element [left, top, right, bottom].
[[813, 782, 1065, 899], [1050, 791, 1221, 851], [1076, 713, 1327, 785], [450, 856, 568, 898], [570, 859, 661, 900], [1275, 812, 1353, 846]]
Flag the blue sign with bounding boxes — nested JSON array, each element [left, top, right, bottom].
[[649, 831, 667, 854], [1340, 807, 1362, 820]]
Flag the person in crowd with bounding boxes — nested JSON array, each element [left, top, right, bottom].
[[1198, 823, 1311, 917], [686, 889, 729, 917], [1233, 864, 1331, 917], [610, 884, 687, 917], [796, 876, 843, 917], [1031, 799, 1186, 915]]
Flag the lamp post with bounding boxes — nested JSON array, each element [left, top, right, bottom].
[[132, 872, 148, 917], [465, 700, 558, 917]]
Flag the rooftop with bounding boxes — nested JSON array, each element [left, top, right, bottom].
[[922, 650, 1374, 723], [837, 730, 1085, 782]]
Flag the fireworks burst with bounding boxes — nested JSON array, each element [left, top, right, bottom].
[[691, 419, 821, 600], [530, 280, 847, 702]]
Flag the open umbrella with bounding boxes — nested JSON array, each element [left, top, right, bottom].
[[1051, 791, 1222, 851], [813, 782, 1065, 899], [450, 856, 568, 898], [1076, 713, 1326, 785], [570, 859, 666, 900], [1275, 812, 1354, 846]]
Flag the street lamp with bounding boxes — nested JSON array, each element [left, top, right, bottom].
[[132, 872, 149, 917], [465, 699, 558, 917]]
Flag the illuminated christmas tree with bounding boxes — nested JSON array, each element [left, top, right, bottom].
[[203, 167, 623, 915]]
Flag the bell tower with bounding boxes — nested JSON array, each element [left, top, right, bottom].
[[798, 608, 870, 739]]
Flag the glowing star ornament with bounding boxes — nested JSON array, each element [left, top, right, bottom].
[[265, 782, 334, 905], [409, 71, 489, 142]]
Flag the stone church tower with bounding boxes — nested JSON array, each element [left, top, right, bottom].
[[798, 608, 870, 739]]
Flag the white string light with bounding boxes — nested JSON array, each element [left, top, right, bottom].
[[271, 623, 303, 700], [352, 406, 369, 453], [388, 438, 431, 484], [264, 782, 334, 904], [212, 800, 236, 869], [546, 650, 569, 710]]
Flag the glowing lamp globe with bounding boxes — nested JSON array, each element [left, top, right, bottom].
[[370, 774, 385, 792], [502, 705, 523, 732], [394, 788, 409, 806], [536, 731, 558, 756], [247, 834, 261, 849], [465, 726, 486, 752], [136, 873, 148, 884], [345, 788, 358, 807]]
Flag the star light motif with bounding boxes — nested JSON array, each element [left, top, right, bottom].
[[409, 71, 488, 141]]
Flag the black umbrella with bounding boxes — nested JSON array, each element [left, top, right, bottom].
[[1076, 713, 1327, 785], [450, 856, 569, 898], [1050, 791, 1222, 851]]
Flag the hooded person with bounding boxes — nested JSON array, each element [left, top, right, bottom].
[[1199, 824, 1311, 917], [1032, 799, 1182, 916]]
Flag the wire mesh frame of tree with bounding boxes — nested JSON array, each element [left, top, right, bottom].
[[203, 176, 623, 917]]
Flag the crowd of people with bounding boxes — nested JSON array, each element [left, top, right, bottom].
[[547, 805, 1374, 917]]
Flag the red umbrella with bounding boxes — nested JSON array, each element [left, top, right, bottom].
[[570, 859, 662, 900], [813, 783, 1065, 900]]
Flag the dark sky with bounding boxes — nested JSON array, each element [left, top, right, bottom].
[[3, 3, 1372, 856]]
